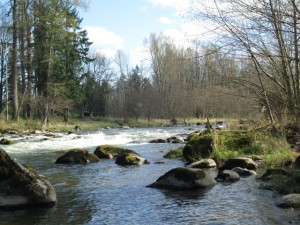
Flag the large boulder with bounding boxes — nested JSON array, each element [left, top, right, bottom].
[[55, 149, 100, 164], [147, 167, 216, 190], [94, 145, 137, 159], [220, 157, 258, 170], [0, 148, 57, 209], [187, 159, 217, 169], [183, 134, 214, 163], [115, 153, 149, 166]]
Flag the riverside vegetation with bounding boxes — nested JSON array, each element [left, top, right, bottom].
[[163, 122, 300, 202]]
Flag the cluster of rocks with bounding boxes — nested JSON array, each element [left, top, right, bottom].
[[56, 145, 149, 166], [0, 144, 150, 210], [149, 136, 185, 144], [147, 157, 258, 189]]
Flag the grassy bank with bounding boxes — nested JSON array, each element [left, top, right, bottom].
[[0, 116, 239, 132]]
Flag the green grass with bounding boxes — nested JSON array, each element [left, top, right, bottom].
[[260, 170, 300, 194]]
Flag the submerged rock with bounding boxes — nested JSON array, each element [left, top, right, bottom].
[[147, 167, 216, 190], [166, 136, 184, 143], [94, 145, 137, 159], [0, 148, 57, 209], [221, 157, 258, 170], [187, 159, 217, 169], [55, 149, 100, 164], [115, 153, 149, 166], [149, 139, 167, 143]]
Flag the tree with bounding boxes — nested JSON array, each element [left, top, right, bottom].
[[11, 0, 18, 120], [191, 0, 300, 124]]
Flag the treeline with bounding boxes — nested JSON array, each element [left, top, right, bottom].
[[3, 0, 288, 126]]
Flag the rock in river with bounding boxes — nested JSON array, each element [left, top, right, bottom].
[[0, 148, 57, 209], [187, 159, 217, 169], [147, 167, 216, 190], [115, 153, 149, 166], [56, 148, 100, 164], [277, 194, 300, 208], [94, 145, 138, 159], [221, 157, 258, 170]]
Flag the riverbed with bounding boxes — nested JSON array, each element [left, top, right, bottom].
[[0, 126, 298, 225]]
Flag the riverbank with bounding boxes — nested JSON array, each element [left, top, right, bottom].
[[0, 116, 236, 132]]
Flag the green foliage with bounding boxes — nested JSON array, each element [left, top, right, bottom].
[[240, 145, 263, 155]]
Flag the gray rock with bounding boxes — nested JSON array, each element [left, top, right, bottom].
[[166, 136, 184, 143], [221, 157, 258, 170], [0, 148, 57, 209], [216, 170, 240, 182], [147, 167, 217, 189], [232, 167, 257, 176], [149, 139, 167, 143], [187, 159, 217, 169], [277, 194, 300, 208]]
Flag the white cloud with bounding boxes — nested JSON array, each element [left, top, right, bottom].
[[130, 45, 149, 66], [84, 26, 125, 58], [158, 17, 173, 25], [147, 0, 191, 15]]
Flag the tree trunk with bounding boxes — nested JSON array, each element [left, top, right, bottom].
[[12, 0, 19, 120]]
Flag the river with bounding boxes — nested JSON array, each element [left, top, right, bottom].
[[0, 126, 298, 225]]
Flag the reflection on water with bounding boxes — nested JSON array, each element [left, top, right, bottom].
[[0, 127, 299, 225]]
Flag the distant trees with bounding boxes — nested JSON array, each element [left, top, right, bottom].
[[190, 0, 300, 124], [1, 0, 277, 124]]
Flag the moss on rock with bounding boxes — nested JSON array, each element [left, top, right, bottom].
[[163, 147, 183, 159], [94, 145, 137, 159], [115, 153, 149, 166], [0, 138, 14, 145], [55, 148, 100, 164], [0, 148, 57, 209]]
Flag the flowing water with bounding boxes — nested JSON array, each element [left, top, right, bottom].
[[0, 126, 298, 225]]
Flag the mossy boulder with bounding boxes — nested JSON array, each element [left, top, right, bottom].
[[0, 138, 14, 145], [220, 157, 258, 170], [183, 134, 214, 163], [0, 148, 57, 209], [55, 149, 100, 164], [187, 159, 217, 169], [147, 167, 217, 190], [94, 145, 137, 159], [115, 153, 149, 166]]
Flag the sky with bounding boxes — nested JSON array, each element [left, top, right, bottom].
[[79, 0, 205, 66]]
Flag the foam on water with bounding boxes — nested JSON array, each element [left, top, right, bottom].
[[1, 126, 195, 154]]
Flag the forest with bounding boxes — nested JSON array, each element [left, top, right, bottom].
[[0, 0, 299, 127]]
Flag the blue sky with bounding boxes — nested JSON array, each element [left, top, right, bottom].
[[79, 0, 200, 66]]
